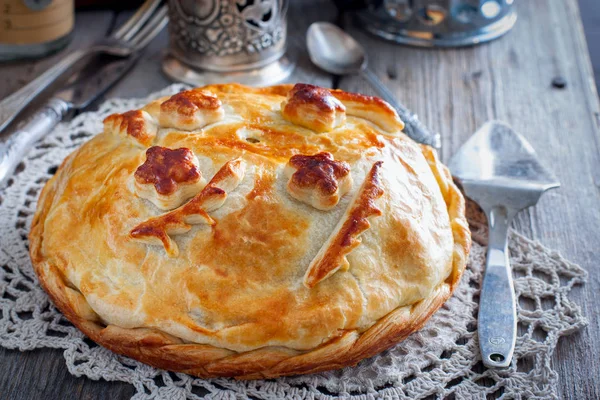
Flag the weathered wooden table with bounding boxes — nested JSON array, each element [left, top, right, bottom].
[[1, 0, 599, 398]]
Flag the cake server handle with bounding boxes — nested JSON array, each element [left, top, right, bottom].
[[478, 205, 518, 368]]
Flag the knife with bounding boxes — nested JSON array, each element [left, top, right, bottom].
[[0, 56, 138, 189]]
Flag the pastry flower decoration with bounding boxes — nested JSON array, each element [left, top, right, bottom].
[[284, 152, 353, 210], [159, 89, 224, 131], [281, 83, 346, 132], [134, 146, 205, 210], [104, 110, 158, 147]]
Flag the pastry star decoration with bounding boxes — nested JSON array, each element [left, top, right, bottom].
[[134, 146, 205, 210], [159, 89, 224, 131], [281, 83, 346, 132], [285, 152, 353, 210]]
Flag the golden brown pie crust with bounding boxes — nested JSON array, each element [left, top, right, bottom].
[[29, 83, 470, 379]]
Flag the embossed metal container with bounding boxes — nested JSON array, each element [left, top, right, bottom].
[[350, 0, 517, 47], [168, 0, 288, 72]]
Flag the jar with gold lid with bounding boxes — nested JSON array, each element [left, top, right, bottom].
[[0, 0, 74, 61]]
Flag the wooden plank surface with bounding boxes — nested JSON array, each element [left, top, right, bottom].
[[1, 0, 599, 398]]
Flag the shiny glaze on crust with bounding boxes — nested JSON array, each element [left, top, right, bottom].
[[304, 161, 385, 288], [161, 89, 222, 116], [166, 122, 384, 164], [134, 146, 202, 195], [287, 84, 345, 112]]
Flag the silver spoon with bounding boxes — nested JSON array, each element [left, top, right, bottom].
[[307, 22, 441, 148]]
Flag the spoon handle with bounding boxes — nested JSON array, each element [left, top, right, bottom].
[[361, 68, 441, 148]]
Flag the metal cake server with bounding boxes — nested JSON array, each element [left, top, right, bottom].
[[0, 56, 138, 189], [449, 121, 560, 368]]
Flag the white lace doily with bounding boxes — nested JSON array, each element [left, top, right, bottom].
[[0, 85, 588, 399]]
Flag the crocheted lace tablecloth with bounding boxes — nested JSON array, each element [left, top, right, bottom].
[[0, 85, 588, 399]]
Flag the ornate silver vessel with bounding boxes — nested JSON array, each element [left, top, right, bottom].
[[163, 0, 294, 86], [354, 0, 517, 47]]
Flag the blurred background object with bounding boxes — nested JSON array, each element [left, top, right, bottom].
[[74, 0, 142, 8], [338, 0, 517, 47], [2, 0, 598, 90], [0, 0, 74, 61], [0, 0, 166, 134], [332, 0, 599, 89], [162, 0, 295, 86]]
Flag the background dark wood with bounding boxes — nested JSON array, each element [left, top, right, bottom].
[[1, 0, 599, 399], [579, 0, 600, 86]]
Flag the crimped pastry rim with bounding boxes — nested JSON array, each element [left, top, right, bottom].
[[29, 138, 471, 379]]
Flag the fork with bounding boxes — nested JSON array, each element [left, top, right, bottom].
[[0, 0, 168, 134]]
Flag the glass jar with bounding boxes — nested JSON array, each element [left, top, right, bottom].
[[0, 0, 74, 61]]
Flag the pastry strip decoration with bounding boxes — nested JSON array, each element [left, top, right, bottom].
[[331, 90, 404, 133], [304, 161, 384, 288], [130, 158, 246, 257]]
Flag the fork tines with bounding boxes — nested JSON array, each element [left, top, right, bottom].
[[113, 0, 168, 51]]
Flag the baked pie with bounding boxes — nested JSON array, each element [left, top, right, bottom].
[[29, 83, 471, 379]]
